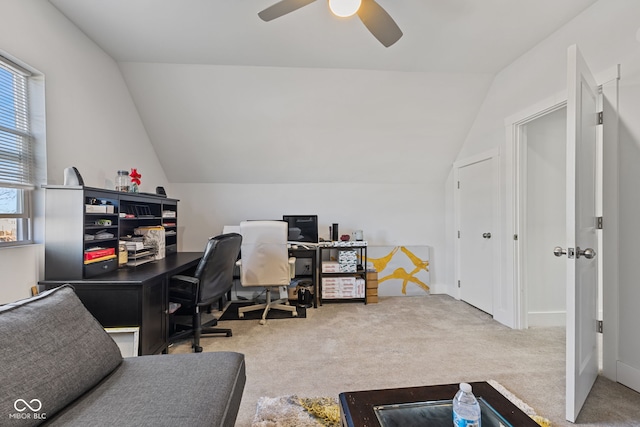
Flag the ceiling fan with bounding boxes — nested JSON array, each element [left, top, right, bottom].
[[258, 0, 403, 47]]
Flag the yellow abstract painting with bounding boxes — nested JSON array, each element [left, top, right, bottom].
[[364, 246, 430, 296]]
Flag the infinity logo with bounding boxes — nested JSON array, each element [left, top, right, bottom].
[[14, 399, 42, 412]]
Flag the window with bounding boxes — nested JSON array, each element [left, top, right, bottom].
[[0, 56, 34, 245]]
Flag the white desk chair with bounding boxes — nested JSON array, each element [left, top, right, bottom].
[[222, 225, 241, 234], [237, 220, 297, 324]]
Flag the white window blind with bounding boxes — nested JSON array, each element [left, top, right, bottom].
[[0, 57, 33, 189]]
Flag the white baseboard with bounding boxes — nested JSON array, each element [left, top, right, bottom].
[[527, 311, 566, 327], [617, 361, 640, 394], [429, 283, 450, 295]]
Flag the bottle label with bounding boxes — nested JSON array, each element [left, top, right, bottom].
[[453, 414, 480, 427]]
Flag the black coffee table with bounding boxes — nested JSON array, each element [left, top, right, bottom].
[[339, 381, 540, 427]]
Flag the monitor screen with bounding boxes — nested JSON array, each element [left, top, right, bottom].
[[282, 215, 318, 243]]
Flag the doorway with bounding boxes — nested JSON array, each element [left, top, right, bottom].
[[518, 106, 567, 328]]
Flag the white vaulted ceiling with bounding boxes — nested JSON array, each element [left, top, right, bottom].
[[48, 0, 597, 184]]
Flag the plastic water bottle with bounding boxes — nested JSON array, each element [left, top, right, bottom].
[[452, 382, 481, 427]]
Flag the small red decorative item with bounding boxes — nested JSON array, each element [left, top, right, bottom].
[[129, 168, 141, 186]]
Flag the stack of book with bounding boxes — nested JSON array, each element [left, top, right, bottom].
[[321, 277, 365, 299], [84, 247, 116, 264]]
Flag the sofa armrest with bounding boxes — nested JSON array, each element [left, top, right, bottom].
[[0, 285, 123, 425]]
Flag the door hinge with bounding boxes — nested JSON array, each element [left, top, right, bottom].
[[597, 320, 603, 333], [598, 111, 603, 125], [513, 234, 518, 241], [457, 181, 460, 189], [458, 280, 461, 288], [596, 216, 603, 229], [458, 230, 460, 238]]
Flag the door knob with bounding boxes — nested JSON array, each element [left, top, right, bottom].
[[576, 247, 596, 259], [553, 246, 567, 257], [482, 232, 492, 239]]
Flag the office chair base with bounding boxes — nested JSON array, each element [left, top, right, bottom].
[[169, 317, 233, 352], [201, 326, 232, 337], [238, 292, 298, 324]]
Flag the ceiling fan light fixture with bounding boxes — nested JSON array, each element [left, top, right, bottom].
[[328, 0, 362, 18]]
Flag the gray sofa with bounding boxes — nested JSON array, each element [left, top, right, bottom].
[[0, 285, 245, 426]]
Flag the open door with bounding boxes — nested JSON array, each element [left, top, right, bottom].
[[559, 44, 599, 422]]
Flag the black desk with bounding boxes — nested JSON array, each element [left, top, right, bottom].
[[40, 252, 202, 355]]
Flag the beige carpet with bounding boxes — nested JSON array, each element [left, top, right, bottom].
[[169, 295, 640, 427]]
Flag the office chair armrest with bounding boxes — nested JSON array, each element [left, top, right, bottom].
[[289, 257, 296, 279], [171, 275, 199, 286], [169, 275, 200, 305]]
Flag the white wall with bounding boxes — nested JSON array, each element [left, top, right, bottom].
[[617, 53, 640, 383], [0, 245, 43, 304], [450, 0, 640, 379], [0, 0, 167, 302], [121, 63, 494, 294], [451, 0, 640, 302], [119, 63, 494, 186], [457, 0, 640, 162], [171, 181, 447, 292]]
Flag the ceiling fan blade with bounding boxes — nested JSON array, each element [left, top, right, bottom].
[[357, 0, 403, 47], [258, 0, 318, 22]]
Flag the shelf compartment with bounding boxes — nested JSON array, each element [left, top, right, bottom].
[[85, 237, 118, 244], [319, 244, 367, 305], [320, 298, 367, 304], [126, 257, 155, 267], [85, 212, 118, 217], [43, 185, 179, 280]]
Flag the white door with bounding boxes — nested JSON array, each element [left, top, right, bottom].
[[458, 157, 496, 315], [563, 44, 599, 423]]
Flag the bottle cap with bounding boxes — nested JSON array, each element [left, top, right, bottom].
[[460, 383, 472, 393]]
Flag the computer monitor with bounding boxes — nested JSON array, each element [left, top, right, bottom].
[[282, 215, 318, 243]]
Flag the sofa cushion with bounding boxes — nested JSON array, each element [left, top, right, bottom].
[[0, 285, 123, 426], [45, 352, 246, 427]]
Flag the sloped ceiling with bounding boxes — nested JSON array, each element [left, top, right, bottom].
[[49, 0, 597, 184]]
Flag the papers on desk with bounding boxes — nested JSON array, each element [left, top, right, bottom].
[[319, 240, 368, 247], [134, 226, 165, 260], [287, 242, 319, 249], [125, 241, 145, 251], [94, 230, 114, 240]]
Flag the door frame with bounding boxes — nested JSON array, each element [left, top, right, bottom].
[[505, 96, 567, 330], [453, 148, 501, 316], [600, 71, 620, 385]]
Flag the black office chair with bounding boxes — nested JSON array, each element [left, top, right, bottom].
[[169, 233, 242, 352]]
